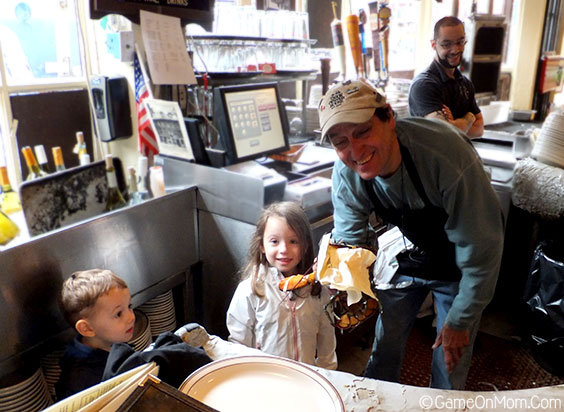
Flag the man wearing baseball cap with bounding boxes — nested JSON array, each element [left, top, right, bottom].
[[318, 79, 504, 389]]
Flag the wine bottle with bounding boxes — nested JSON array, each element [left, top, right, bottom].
[[137, 156, 150, 199], [0, 210, 19, 246], [104, 155, 127, 212], [34, 145, 51, 174], [0, 166, 22, 214], [79, 153, 91, 166], [127, 167, 142, 206], [52, 146, 66, 172], [21, 146, 47, 181], [73, 131, 87, 159]]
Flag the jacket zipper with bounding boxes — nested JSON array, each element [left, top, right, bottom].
[[290, 301, 299, 361]]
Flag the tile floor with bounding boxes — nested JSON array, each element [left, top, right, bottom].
[[334, 305, 529, 379]]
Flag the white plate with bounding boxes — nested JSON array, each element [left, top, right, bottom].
[[179, 356, 344, 412]]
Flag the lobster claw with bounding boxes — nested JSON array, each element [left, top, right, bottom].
[[279, 273, 315, 292]]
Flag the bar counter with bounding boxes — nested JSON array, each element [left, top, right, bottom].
[[200, 335, 564, 412]]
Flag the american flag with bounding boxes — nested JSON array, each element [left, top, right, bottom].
[[134, 53, 158, 156]]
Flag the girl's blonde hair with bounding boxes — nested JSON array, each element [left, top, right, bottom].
[[59, 269, 128, 327], [242, 201, 314, 296]]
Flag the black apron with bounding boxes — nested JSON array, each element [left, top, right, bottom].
[[363, 142, 461, 281]]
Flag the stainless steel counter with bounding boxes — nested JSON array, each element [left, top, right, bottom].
[[0, 187, 199, 381], [157, 147, 337, 337], [472, 130, 520, 222]]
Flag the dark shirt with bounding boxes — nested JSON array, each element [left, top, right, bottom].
[[408, 59, 480, 119], [55, 335, 109, 401], [55, 332, 212, 401]]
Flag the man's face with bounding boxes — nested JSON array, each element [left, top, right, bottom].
[[326, 108, 400, 180], [432, 24, 466, 69]]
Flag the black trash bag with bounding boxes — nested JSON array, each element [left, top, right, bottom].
[[523, 241, 564, 334], [529, 335, 564, 377], [523, 241, 564, 377]]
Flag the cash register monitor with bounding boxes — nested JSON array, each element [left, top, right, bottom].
[[213, 82, 289, 165]]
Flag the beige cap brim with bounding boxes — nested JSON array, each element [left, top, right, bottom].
[[320, 107, 376, 141]]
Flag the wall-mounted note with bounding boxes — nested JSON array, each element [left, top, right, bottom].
[[140, 10, 197, 85]]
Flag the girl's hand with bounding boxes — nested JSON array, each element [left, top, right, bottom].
[[312, 257, 318, 274]]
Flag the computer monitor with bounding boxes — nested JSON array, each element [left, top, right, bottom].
[[213, 82, 290, 165]]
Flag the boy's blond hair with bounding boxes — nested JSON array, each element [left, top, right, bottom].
[[59, 269, 128, 328]]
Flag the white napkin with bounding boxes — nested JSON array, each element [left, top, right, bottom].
[[317, 234, 377, 306], [372, 226, 413, 289]]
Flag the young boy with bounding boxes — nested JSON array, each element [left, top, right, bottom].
[[55, 269, 212, 400]]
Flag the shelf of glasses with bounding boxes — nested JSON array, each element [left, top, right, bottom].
[[194, 70, 318, 86], [187, 34, 317, 45]]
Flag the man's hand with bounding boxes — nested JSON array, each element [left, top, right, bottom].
[[432, 324, 469, 373], [441, 105, 454, 121]]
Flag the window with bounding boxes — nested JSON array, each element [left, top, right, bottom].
[[387, 0, 417, 73], [0, 0, 86, 183], [0, 0, 84, 85]]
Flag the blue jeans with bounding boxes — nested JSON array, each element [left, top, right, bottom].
[[364, 274, 481, 390]]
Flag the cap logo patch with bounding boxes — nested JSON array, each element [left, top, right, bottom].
[[328, 90, 345, 109], [346, 86, 360, 94]]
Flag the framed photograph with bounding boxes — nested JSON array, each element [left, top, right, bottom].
[[145, 99, 195, 162], [259, 0, 295, 10]]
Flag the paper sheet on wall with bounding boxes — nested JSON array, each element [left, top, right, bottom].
[[140, 10, 197, 85]]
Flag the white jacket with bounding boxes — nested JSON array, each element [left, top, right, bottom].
[[226, 265, 338, 370]]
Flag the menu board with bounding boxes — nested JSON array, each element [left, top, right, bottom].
[[89, 0, 214, 29]]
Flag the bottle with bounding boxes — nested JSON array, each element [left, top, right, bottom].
[[21, 146, 47, 181], [127, 167, 142, 206], [73, 131, 87, 160], [34, 145, 51, 174], [149, 166, 166, 198], [137, 156, 150, 199], [52, 146, 66, 172], [0, 166, 22, 214], [0, 210, 19, 246], [79, 153, 91, 166], [104, 155, 127, 212]]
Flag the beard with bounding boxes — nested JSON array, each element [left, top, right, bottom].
[[436, 51, 461, 69]]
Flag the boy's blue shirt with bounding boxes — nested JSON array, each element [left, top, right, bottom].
[[55, 332, 212, 401]]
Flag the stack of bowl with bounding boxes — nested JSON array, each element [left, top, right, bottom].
[[0, 368, 52, 411], [40, 346, 65, 401], [127, 309, 153, 351], [531, 112, 564, 168], [137, 290, 177, 339]]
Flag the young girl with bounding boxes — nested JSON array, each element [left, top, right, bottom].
[[226, 201, 337, 370]]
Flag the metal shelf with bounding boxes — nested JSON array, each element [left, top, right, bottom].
[[195, 70, 318, 86]]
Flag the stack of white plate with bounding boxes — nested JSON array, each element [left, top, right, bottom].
[[40, 347, 65, 400], [306, 105, 320, 135], [137, 290, 177, 339], [531, 112, 564, 168], [392, 101, 409, 119], [308, 85, 323, 106], [128, 309, 153, 351], [0, 368, 52, 411]]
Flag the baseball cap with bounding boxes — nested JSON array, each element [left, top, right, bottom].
[[318, 80, 387, 140]]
